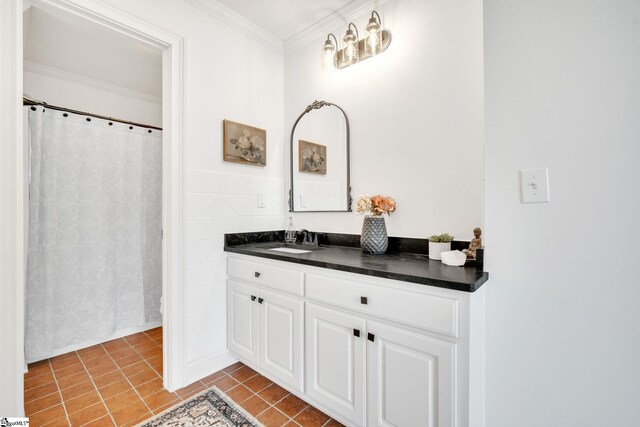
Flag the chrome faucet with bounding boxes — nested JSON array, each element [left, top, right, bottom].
[[298, 229, 319, 247]]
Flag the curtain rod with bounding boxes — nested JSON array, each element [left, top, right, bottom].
[[23, 97, 163, 131]]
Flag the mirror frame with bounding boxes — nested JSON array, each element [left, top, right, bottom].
[[289, 100, 352, 212]]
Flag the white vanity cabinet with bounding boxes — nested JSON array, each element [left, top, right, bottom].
[[226, 253, 485, 427], [305, 303, 367, 426], [227, 258, 304, 392], [366, 320, 456, 427], [227, 280, 260, 365]]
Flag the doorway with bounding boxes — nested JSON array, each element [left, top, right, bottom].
[[10, 0, 186, 416], [23, 3, 164, 364]]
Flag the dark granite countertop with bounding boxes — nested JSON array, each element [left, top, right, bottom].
[[224, 231, 489, 293]]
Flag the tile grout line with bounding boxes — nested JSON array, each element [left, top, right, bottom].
[[24, 359, 65, 409], [102, 337, 157, 418], [75, 345, 117, 426], [45, 358, 71, 427], [259, 402, 296, 425], [227, 372, 305, 425], [22, 359, 56, 417], [125, 331, 178, 414], [31, 334, 340, 427], [274, 398, 300, 425], [26, 330, 161, 426]]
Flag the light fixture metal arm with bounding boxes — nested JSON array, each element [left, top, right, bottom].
[[371, 10, 382, 25], [348, 22, 359, 41], [326, 32, 338, 47]]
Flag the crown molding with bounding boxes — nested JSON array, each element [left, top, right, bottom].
[[284, 0, 388, 53], [184, 0, 283, 54], [23, 60, 162, 104]]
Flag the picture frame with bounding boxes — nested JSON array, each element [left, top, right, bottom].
[[223, 119, 267, 166], [298, 140, 327, 175]]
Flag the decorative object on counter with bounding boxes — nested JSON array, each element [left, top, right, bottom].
[[462, 227, 482, 260], [441, 250, 467, 266], [285, 217, 297, 244], [361, 216, 388, 255], [223, 119, 266, 166], [299, 140, 327, 174], [321, 10, 392, 70], [356, 194, 396, 255], [428, 233, 454, 260]]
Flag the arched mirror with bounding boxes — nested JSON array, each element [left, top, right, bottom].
[[289, 100, 352, 212]]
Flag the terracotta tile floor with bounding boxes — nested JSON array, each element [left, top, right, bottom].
[[24, 328, 344, 427]]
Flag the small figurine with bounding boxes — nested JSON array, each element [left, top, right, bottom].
[[463, 227, 482, 260]]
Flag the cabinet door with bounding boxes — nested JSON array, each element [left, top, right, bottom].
[[367, 320, 456, 427], [306, 303, 366, 426], [259, 288, 304, 392], [227, 280, 259, 366]]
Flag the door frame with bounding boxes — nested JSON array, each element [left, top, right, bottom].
[[1, 0, 186, 414]]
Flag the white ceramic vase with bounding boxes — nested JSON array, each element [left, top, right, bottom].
[[428, 241, 451, 260]]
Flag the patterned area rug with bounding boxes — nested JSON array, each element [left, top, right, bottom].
[[136, 387, 262, 427]]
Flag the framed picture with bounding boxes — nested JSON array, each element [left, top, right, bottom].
[[223, 119, 266, 166], [298, 140, 327, 174]]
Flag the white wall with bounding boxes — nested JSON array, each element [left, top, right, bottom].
[[97, 0, 285, 384], [284, 0, 484, 240], [484, 1, 640, 426], [23, 63, 162, 128]]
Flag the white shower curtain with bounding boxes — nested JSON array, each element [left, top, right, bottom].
[[25, 107, 162, 362]]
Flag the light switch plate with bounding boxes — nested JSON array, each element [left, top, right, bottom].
[[257, 193, 265, 208], [520, 168, 550, 203]]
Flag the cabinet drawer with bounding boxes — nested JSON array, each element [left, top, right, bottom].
[[305, 273, 458, 337], [228, 257, 303, 296]]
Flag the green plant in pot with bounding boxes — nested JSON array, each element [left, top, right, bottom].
[[428, 233, 454, 261]]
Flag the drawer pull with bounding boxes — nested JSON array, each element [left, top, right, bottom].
[[258, 297, 264, 304], [367, 333, 375, 342], [255, 272, 261, 278], [353, 328, 360, 337], [250, 295, 256, 301], [360, 296, 368, 305]]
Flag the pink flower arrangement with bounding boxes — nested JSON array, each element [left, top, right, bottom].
[[355, 194, 396, 216]]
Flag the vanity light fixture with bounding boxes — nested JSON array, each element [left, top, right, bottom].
[[365, 11, 383, 56], [322, 33, 339, 69], [342, 23, 360, 66], [322, 10, 392, 70]]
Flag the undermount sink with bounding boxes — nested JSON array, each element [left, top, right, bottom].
[[260, 242, 324, 254], [269, 247, 313, 254]]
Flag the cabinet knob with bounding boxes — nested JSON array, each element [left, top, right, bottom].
[[250, 295, 256, 301], [353, 328, 360, 337], [258, 297, 264, 304], [255, 272, 261, 278], [360, 296, 368, 305], [367, 333, 375, 342]]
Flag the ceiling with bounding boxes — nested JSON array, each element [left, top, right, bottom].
[[23, 6, 162, 98], [215, 0, 356, 41], [22, 0, 362, 97]]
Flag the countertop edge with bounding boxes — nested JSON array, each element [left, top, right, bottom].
[[224, 246, 489, 293]]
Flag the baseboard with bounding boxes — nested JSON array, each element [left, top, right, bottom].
[[184, 349, 237, 386], [25, 320, 162, 365]]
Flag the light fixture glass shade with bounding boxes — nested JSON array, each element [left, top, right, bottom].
[[365, 16, 382, 56], [342, 28, 359, 65], [321, 38, 336, 69]]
